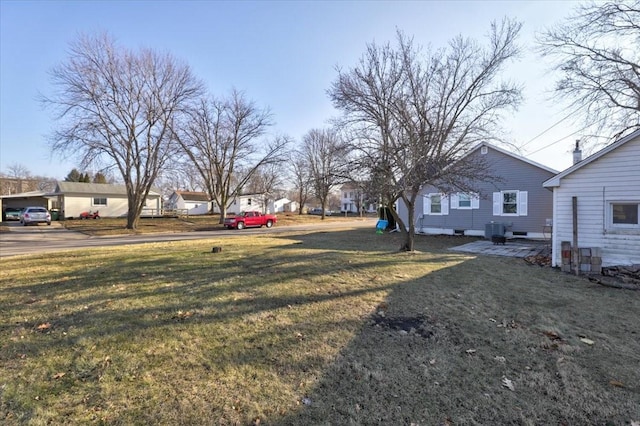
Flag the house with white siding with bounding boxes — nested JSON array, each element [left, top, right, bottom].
[[340, 183, 377, 214], [397, 142, 558, 238], [543, 129, 640, 267], [166, 191, 212, 215], [54, 182, 163, 218]]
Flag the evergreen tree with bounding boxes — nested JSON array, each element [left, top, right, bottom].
[[93, 172, 108, 184], [64, 168, 82, 182]]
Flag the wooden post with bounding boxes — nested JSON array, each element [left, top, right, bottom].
[[572, 196, 579, 276]]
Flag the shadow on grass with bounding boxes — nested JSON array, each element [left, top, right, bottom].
[[5, 229, 635, 424], [277, 255, 640, 425]]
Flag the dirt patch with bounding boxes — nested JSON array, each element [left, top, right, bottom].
[[370, 313, 435, 339]]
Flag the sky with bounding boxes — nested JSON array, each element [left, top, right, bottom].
[[0, 0, 584, 180]]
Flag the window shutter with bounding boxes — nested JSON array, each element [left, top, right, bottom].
[[441, 194, 449, 215], [518, 191, 528, 216], [493, 192, 501, 216], [423, 194, 431, 215], [471, 194, 480, 209], [450, 193, 459, 209]]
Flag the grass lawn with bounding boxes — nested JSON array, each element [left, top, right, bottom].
[[1, 229, 638, 425], [60, 213, 366, 236]]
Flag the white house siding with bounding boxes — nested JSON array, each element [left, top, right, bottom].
[[63, 195, 160, 218], [397, 145, 556, 238], [549, 138, 640, 267]]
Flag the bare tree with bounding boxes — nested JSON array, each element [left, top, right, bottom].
[[302, 128, 350, 219], [43, 33, 203, 229], [244, 162, 285, 213], [538, 1, 640, 141], [289, 149, 313, 214], [7, 163, 31, 179], [175, 89, 289, 222], [330, 21, 522, 251]]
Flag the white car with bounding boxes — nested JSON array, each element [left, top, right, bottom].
[[20, 207, 51, 226]]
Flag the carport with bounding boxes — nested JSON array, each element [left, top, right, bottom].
[[0, 191, 58, 222]]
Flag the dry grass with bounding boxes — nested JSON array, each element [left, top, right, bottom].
[[1, 229, 638, 425], [60, 213, 367, 236]]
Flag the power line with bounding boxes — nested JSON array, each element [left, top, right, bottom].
[[527, 126, 586, 155], [526, 114, 612, 156], [520, 110, 576, 149]]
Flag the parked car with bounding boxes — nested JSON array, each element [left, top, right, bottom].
[[2, 207, 23, 221], [20, 207, 51, 226], [308, 208, 332, 216], [224, 211, 277, 229]]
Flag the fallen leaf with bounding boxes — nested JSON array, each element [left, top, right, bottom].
[[609, 380, 625, 388], [465, 349, 477, 355], [429, 358, 437, 365], [501, 376, 515, 391], [580, 338, 595, 345], [37, 322, 51, 330], [52, 372, 65, 379], [494, 356, 506, 363]]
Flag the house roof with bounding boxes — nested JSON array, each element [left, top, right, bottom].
[[466, 142, 559, 174], [55, 181, 161, 196], [543, 128, 640, 188], [0, 190, 54, 199], [176, 191, 210, 202]]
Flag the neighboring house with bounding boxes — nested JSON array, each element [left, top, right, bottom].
[[269, 198, 298, 213], [340, 183, 377, 213], [543, 130, 640, 267], [0, 182, 163, 219], [397, 142, 558, 238], [227, 193, 267, 215], [166, 191, 212, 215], [54, 182, 162, 218]]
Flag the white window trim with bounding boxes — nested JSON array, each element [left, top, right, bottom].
[[607, 201, 640, 230], [424, 193, 449, 216], [450, 192, 479, 210], [493, 190, 527, 217], [92, 197, 107, 206]]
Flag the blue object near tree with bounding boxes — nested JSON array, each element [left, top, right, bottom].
[[376, 219, 388, 233]]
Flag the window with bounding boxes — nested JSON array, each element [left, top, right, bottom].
[[503, 191, 517, 214], [450, 193, 480, 210], [424, 193, 449, 215], [610, 202, 639, 228], [458, 193, 471, 208], [248, 198, 252, 205], [431, 195, 441, 213], [493, 191, 528, 216], [93, 197, 107, 206]]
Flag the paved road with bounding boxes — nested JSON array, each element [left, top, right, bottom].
[[0, 219, 376, 258]]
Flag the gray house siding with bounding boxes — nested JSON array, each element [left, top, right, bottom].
[[398, 144, 556, 238]]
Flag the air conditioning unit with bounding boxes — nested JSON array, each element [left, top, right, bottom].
[[485, 222, 505, 239]]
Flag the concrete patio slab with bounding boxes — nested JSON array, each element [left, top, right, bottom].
[[450, 239, 550, 258]]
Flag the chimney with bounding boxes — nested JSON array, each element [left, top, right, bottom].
[[573, 139, 582, 165]]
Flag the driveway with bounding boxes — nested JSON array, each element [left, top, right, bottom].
[[0, 218, 377, 258]]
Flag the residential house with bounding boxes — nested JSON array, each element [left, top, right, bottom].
[[269, 198, 298, 213], [340, 183, 377, 214], [0, 182, 163, 220], [54, 182, 162, 218], [166, 191, 212, 215], [397, 142, 558, 238], [227, 193, 267, 215], [543, 130, 640, 267]]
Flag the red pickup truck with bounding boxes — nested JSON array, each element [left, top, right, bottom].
[[223, 211, 277, 230]]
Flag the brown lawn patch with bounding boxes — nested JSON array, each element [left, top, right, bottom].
[[1, 230, 638, 425]]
